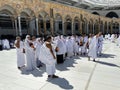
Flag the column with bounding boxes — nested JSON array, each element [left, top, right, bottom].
[[80, 21, 82, 34], [26, 19, 29, 34], [62, 21, 65, 35], [18, 16, 22, 36], [90, 23, 92, 33], [102, 24, 104, 34], [72, 21, 74, 34], [85, 22, 87, 34], [87, 23, 89, 34], [93, 24, 94, 34], [36, 18, 39, 36], [55, 21, 59, 33], [12, 19, 15, 36], [15, 19, 18, 36], [107, 23, 109, 33], [119, 23, 120, 34], [98, 23, 100, 32], [43, 20, 46, 35], [50, 18, 54, 35], [110, 23, 113, 34]]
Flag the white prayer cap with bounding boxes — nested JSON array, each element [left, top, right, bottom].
[[36, 38, 41, 41], [26, 35, 30, 38], [25, 35, 31, 41], [16, 36, 20, 39]]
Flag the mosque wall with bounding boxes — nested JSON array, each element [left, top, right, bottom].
[[0, 0, 120, 36]]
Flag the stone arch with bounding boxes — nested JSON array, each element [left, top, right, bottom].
[[89, 19, 93, 34], [20, 8, 35, 18], [0, 5, 17, 15], [38, 14, 44, 35], [92, 12, 100, 16], [65, 15, 72, 22], [74, 16, 80, 34], [38, 11, 50, 35], [39, 10, 49, 18], [74, 16, 79, 22], [20, 8, 36, 35], [94, 20, 99, 34], [82, 18, 87, 34], [113, 22, 119, 34], [106, 12, 119, 18], [65, 15, 72, 35], [0, 5, 17, 36], [100, 21, 104, 33], [108, 22, 111, 34], [54, 13, 63, 34], [55, 13, 62, 21], [104, 21, 108, 34]]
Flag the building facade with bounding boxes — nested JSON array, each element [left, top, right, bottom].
[[0, 0, 120, 36]]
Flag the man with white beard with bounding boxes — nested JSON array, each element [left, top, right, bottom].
[[15, 36, 25, 69], [39, 35, 58, 78], [88, 33, 100, 62], [66, 36, 74, 59], [98, 32, 104, 56]]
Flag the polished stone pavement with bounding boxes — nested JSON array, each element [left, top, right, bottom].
[[0, 40, 120, 90]]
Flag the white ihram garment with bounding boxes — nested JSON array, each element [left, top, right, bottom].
[[15, 40, 25, 67], [24, 40, 36, 71], [3, 39, 10, 49], [117, 35, 120, 47], [88, 36, 98, 59], [66, 39, 74, 58], [39, 43, 56, 75], [98, 35, 103, 54]]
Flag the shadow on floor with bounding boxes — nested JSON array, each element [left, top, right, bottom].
[[56, 56, 80, 71], [20, 65, 46, 77], [96, 60, 120, 68], [47, 77, 73, 89], [98, 53, 116, 58]]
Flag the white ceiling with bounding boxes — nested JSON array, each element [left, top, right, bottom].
[[50, 0, 120, 10]]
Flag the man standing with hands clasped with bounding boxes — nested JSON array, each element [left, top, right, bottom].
[[39, 35, 59, 78]]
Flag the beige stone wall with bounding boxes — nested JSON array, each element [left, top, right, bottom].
[[0, 0, 120, 34]]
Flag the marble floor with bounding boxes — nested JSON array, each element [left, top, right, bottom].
[[0, 40, 120, 90]]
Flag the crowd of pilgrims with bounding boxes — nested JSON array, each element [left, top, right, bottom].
[[0, 32, 120, 78]]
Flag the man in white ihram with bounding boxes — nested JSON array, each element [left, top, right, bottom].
[[98, 32, 103, 56], [3, 39, 10, 50], [88, 33, 100, 62], [14, 36, 25, 69], [39, 35, 59, 78]]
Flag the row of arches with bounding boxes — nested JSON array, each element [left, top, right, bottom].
[[92, 11, 119, 18], [0, 5, 120, 36]]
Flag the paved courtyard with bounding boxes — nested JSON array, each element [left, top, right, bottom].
[[0, 40, 120, 90]]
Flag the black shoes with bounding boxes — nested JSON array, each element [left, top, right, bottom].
[[48, 75, 59, 78], [18, 67, 21, 69], [93, 59, 96, 62], [52, 75, 59, 78]]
